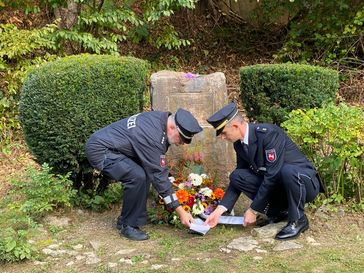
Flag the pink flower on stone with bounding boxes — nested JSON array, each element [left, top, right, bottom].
[[184, 72, 198, 79]]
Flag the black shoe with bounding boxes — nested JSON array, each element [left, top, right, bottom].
[[116, 216, 123, 230], [120, 225, 149, 241], [116, 222, 123, 230], [275, 214, 309, 240], [256, 211, 288, 227]]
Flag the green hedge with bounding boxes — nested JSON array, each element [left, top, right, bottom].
[[19, 54, 150, 186], [240, 63, 339, 124]]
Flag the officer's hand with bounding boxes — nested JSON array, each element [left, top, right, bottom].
[[175, 206, 194, 228], [243, 208, 257, 227], [205, 206, 225, 228]]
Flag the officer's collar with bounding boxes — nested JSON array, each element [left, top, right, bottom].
[[242, 123, 249, 145], [162, 112, 171, 147]]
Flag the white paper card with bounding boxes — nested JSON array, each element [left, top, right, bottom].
[[218, 216, 244, 225], [198, 213, 245, 225], [189, 218, 210, 235]]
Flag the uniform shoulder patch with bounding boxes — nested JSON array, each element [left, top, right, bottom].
[[256, 126, 269, 133], [265, 149, 277, 162], [160, 155, 166, 167]]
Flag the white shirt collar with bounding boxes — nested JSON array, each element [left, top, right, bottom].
[[242, 123, 249, 145]]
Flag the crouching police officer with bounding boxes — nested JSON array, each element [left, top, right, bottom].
[[205, 103, 324, 240], [85, 109, 202, 241]]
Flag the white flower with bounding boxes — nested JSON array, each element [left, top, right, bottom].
[[192, 202, 204, 215], [201, 174, 208, 179], [178, 183, 185, 189], [188, 173, 202, 186], [199, 187, 213, 197], [168, 176, 175, 183]]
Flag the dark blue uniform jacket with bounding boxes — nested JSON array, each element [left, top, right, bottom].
[[234, 123, 321, 212], [85, 111, 173, 199]]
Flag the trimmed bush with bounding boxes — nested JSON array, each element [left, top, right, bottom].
[[19, 54, 150, 186], [240, 63, 339, 124]]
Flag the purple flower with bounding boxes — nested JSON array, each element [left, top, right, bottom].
[[195, 193, 203, 199], [184, 72, 198, 79], [204, 206, 214, 215]]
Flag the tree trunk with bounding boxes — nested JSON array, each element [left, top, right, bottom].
[[54, 0, 81, 29]]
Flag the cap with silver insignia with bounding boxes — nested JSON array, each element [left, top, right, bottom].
[[174, 108, 203, 144], [206, 102, 239, 136]]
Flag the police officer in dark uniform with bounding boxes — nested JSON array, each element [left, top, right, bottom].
[[85, 108, 202, 241], [205, 103, 324, 240]]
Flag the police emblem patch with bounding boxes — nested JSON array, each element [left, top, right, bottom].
[[265, 149, 277, 162], [160, 155, 166, 167]]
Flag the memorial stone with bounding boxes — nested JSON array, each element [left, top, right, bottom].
[[150, 70, 236, 183]]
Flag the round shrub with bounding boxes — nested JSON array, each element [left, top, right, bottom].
[[19, 54, 150, 186], [240, 63, 339, 124]]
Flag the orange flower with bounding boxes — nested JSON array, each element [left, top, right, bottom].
[[176, 189, 189, 203], [214, 188, 225, 200]]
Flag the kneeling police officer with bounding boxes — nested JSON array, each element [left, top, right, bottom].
[[85, 109, 202, 241], [205, 103, 324, 240]]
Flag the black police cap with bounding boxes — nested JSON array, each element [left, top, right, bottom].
[[175, 108, 203, 144], [206, 102, 239, 136]]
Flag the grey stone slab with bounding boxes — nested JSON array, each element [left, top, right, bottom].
[[251, 222, 287, 239], [151, 71, 236, 184], [273, 241, 303, 251], [226, 236, 259, 252]]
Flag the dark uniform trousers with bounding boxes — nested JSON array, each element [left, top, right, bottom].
[[102, 153, 150, 227], [225, 163, 320, 221], [85, 111, 179, 229]]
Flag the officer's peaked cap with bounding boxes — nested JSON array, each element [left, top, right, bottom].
[[206, 102, 239, 136], [175, 108, 203, 144]]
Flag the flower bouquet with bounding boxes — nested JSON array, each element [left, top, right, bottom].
[[148, 147, 225, 227], [171, 173, 225, 216], [148, 172, 225, 227]]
